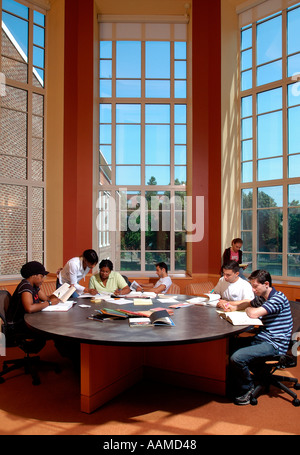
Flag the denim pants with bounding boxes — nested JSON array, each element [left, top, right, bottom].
[[229, 336, 279, 397]]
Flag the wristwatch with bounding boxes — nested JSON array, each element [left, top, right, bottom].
[[48, 300, 52, 305]]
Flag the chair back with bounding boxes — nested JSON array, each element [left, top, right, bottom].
[[0, 290, 11, 335], [184, 281, 214, 296], [167, 283, 180, 295]]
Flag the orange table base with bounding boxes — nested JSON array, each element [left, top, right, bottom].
[[80, 338, 229, 414]]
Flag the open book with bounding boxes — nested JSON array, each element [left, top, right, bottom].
[[129, 309, 175, 327], [52, 283, 76, 302], [42, 301, 74, 312], [240, 262, 252, 268], [130, 280, 141, 291], [217, 310, 263, 326]]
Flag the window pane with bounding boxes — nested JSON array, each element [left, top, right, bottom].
[[257, 157, 283, 181], [174, 41, 186, 59], [287, 53, 300, 77], [258, 186, 283, 208], [241, 27, 252, 50], [145, 80, 170, 98], [100, 41, 112, 58], [99, 124, 111, 144], [241, 69, 252, 91], [3, 0, 28, 19], [288, 106, 300, 155], [288, 154, 300, 178], [33, 11, 45, 27], [145, 166, 170, 185], [242, 231, 252, 251], [288, 83, 300, 107], [175, 166, 186, 185], [145, 252, 170, 271], [175, 60, 186, 79], [116, 41, 141, 78], [242, 161, 253, 183], [257, 111, 282, 158], [100, 146, 111, 165], [241, 49, 252, 71], [257, 87, 282, 114], [241, 209, 252, 230], [174, 104, 186, 123], [257, 60, 282, 86], [100, 80, 112, 97], [120, 251, 141, 271], [257, 253, 282, 275], [100, 60, 112, 78], [146, 213, 170, 250], [242, 140, 252, 161], [287, 6, 300, 55], [116, 166, 140, 185], [145, 125, 170, 164], [288, 207, 300, 253], [174, 80, 186, 98], [288, 184, 300, 206], [257, 16, 282, 65], [116, 125, 141, 164], [174, 125, 186, 144], [175, 145, 186, 165], [241, 95, 252, 117], [287, 255, 300, 277], [257, 208, 282, 252], [146, 42, 170, 79], [99, 104, 111, 123], [175, 251, 186, 270], [241, 117, 252, 140], [116, 104, 141, 123], [116, 80, 141, 98], [2, 11, 28, 60], [33, 25, 44, 48], [242, 188, 253, 209], [145, 104, 170, 123]]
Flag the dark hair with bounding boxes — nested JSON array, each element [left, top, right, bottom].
[[156, 262, 168, 273], [222, 260, 240, 273], [20, 261, 49, 279], [232, 238, 243, 245], [249, 269, 272, 287], [99, 259, 113, 271], [83, 249, 99, 265]]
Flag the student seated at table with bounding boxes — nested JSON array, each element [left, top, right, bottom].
[[136, 262, 172, 294], [57, 249, 99, 297], [222, 238, 249, 280], [215, 261, 254, 308], [226, 269, 293, 405], [89, 259, 130, 295], [6, 261, 59, 336]]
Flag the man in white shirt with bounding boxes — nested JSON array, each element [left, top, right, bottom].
[[138, 262, 172, 294], [215, 261, 254, 307], [58, 249, 99, 297]]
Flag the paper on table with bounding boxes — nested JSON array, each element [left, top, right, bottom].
[[157, 298, 178, 303], [105, 298, 133, 305], [42, 301, 75, 312], [134, 298, 153, 306]]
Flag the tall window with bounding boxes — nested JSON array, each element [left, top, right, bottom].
[[0, 0, 46, 277], [97, 19, 188, 273], [240, 2, 300, 279]]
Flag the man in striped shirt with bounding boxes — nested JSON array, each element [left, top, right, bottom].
[[228, 269, 293, 405]]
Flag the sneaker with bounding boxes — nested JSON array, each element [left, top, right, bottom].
[[234, 388, 254, 405]]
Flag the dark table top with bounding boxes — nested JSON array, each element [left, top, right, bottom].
[[25, 295, 250, 346]]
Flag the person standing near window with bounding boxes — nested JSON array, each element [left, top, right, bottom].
[[57, 249, 99, 297]]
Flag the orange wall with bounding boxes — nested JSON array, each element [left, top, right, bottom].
[[192, 0, 222, 275], [63, 0, 95, 263]]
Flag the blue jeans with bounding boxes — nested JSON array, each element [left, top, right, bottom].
[[229, 336, 279, 397]]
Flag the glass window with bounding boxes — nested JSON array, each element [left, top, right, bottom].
[[98, 33, 187, 273], [0, 1, 46, 277], [240, 5, 300, 279]]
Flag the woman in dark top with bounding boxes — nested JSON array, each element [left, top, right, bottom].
[[7, 261, 59, 335], [222, 238, 248, 280]]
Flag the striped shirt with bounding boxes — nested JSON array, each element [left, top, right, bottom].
[[252, 288, 293, 355]]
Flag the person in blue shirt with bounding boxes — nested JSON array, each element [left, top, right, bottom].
[[226, 269, 293, 405]]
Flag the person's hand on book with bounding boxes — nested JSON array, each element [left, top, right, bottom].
[[84, 288, 98, 295], [217, 299, 233, 311]]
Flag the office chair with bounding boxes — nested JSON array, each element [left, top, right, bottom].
[[184, 281, 214, 296], [167, 283, 180, 294], [0, 290, 61, 385], [250, 301, 300, 407]]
